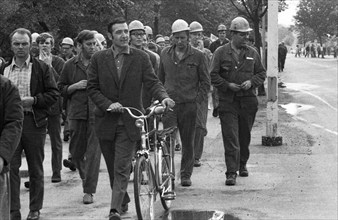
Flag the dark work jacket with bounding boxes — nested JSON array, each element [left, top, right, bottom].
[[0, 57, 59, 127], [87, 47, 169, 142], [58, 55, 95, 121], [209, 38, 230, 53], [0, 75, 24, 174], [48, 55, 65, 115], [210, 43, 266, 103]]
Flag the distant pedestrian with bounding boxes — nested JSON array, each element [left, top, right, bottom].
[[278, 42, 287, 72], [210, 17, 266, 186], [3, 28, 59, 220], [295, 45, 301, 57], [305, 44, 310, 57], [209, 24, 230, 118], [58, 30, 102, 205], [0, 67, 24, 220]]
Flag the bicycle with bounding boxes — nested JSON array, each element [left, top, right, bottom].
[[122, 102, 177, 220]]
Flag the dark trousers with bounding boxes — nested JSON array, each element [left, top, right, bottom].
[[47, 114, 62, 174], [69, 119, 101, 194], [162, 102, 197, 178], [194, 98, 208, 161], [99, 126, 135, 213], [10, 113, 46, 212], [0, 172, 10, 219], [218, 97, 258, 175]]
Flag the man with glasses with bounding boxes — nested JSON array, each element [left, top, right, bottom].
[[59, 37, 75, 61], [210, 17, 266, 186]]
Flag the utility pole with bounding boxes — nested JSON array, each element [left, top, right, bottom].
[[262, 0, 283, 146]]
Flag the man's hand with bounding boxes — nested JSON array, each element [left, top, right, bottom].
[[40, 50, 52, 66], [107, 102, 123, 113], [71, 80, 87, 90], [161, 98, 175, 110], [0, 157, 4, 173], [21, 97, 35, 108], [228, 83, 241, 92], [240, 80, 252, 90]]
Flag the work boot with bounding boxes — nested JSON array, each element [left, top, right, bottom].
[[239, 164, 249, 177], [225, 173, 237, 186], [63, 158, 76, 171], [51, 171, 61, 183], [194, 159, 201, 167], [83, 193, 94, 204], [212, 107, 219, 117], [181, 177, 192, 187]]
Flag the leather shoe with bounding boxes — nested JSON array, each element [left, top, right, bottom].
[[27, 210, 40, 220], [194, 159, 201, 167], [63, 159, 76, 171], [175, 144, 181, 151], [121, 203, 128, 213], [225, 173, 237, 186], [51, 171, 61, 183], [239, 164, 249, 177], [181, 177, 192, 187], [83, 193, 93, 204], [10, 210, 21, 220], [24, 181, 30, 189], [212, 107, 219, 117], [109, 211, 121, 220]]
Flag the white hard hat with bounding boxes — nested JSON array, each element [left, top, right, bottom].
[[31, 33, 39, 43], [95, 33, 106, 43], [190, 21, 203, 33], [155, 37, 165, 44], [144, 26, 153, 35], [230, 17, 252, 32], [171, 19, 189, 34], [61, 37, 74, 46], [129, 20, 145, 32]]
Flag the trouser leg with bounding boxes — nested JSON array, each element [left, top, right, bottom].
[[69, 120, 87, 180], [48, 114, 63, 173], [83, 121, 101, 194], [218, 101, 240, 175], [238, 97, 258, 165], [0, 173, 10, 219]]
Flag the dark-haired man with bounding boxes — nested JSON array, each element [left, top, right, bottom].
[[2, 28, 58, 220], [87, 17, 174, 220], [58, 30, 101, 205], [36, 32, 65, 183]]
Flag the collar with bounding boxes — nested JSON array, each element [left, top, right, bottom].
[[112, 45, 130, 58], [10, 55, 31, 71]]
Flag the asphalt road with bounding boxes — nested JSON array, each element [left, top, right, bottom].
[[18, 54, 337, 220]]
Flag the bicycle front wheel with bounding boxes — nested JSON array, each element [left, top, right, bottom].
[[160, 141, 175, 210], [134, 155, 156, 220]]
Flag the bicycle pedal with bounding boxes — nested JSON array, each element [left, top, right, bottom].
[[163, 191, 176, 200]]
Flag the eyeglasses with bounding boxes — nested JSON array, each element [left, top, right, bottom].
[[131, 32, 146, 37]]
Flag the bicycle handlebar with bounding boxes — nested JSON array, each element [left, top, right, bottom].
[[106, 103, 168, 119]]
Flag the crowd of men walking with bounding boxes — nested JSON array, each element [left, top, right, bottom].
[[0, 16, 266, 220]]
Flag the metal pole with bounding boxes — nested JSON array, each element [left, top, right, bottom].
[[262, 0, 283, 146]]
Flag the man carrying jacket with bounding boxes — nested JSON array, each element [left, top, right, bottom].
[[2, 28, 58, 220]]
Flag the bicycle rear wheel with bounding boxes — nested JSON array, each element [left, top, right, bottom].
[[160, 140, 175, 210], [134, 155, 156, 220]]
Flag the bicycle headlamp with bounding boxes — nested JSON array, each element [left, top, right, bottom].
[[135, 119, 144, 128]]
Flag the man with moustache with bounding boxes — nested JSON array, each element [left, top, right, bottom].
[[2, 28, 58, 220], [58, 30, 101, 205], [210, 17, 266, 186], [158, 19, 210, 187], [87, 17, 174, 220]]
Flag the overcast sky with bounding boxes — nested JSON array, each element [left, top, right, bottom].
[[278, 0, 300, 26]]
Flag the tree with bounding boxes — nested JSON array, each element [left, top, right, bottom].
[[294, 0, 337, 45]]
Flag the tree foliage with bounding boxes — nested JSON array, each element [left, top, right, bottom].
[[294, 0, 337, 45]]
